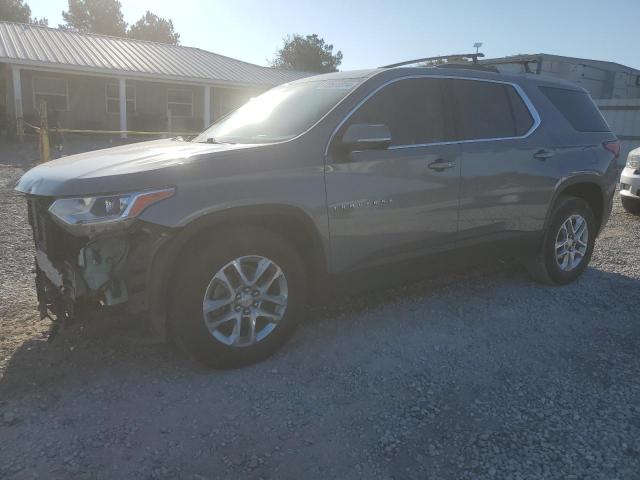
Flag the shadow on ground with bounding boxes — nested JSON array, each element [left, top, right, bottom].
[[1, 260, 638, 395]]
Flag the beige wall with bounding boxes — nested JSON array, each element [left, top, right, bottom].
[[10, 67, 265, 134]]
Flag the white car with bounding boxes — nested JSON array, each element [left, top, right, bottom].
[[620, 147, 640, 214]]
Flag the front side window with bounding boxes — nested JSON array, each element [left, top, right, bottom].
[[194, 79, 359, 144], [32, 76, 68, 111], [106, 83, 136, 114], [449, 79, 534, 140], [167, 89, 194, 117], [346, 78, 452, 146]]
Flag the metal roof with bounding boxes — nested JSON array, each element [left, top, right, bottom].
[[482, 53, 640, 74], [0, 22, 312, 87]]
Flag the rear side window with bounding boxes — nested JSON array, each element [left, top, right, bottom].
[[449, 79, 534, 140], [539, 87, 609, 132], [347, 78, 451, 146]]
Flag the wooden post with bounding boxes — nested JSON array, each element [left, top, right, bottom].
[[39, 100, 50, 163], [167, 108, 173, 137]]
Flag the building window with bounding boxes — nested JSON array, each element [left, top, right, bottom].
[[32, 76, 69, 111], [106, 82, 136, 114], [167, 89, 193, 117]]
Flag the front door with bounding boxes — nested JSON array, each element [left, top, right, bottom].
[[324, 77, 461, 273]]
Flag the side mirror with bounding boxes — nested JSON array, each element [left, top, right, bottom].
[[340, 123, 392, 151]]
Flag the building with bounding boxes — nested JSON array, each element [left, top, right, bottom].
[[0, 21, 311, 139], [482, 53, 640, 100]]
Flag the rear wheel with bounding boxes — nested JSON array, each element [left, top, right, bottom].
[[621, 195, 640, 215], [527, 196, 596, 285], [170, 226, 307, 368]]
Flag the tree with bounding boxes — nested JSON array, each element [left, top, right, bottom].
[[128, 11, 180, 45], [270, 34, 342, 73], [61, 0, 126, 36], [0, 0, 47, 25]]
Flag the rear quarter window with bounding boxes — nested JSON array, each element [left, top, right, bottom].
[[539, 86, 610, 132]]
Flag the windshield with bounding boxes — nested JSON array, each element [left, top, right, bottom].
[[192, 79, 360, 144]]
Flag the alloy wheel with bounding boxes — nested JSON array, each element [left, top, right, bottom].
[[555, 214, 589, 272], [202, 255, 288, 347]]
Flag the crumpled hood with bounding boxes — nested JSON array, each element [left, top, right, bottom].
[[15, 138, 258, 196]]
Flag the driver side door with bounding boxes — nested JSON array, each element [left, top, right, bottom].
[[324, 77, 461, 273]]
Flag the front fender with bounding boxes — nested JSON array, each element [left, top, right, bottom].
[[142, 203, 330, 339]]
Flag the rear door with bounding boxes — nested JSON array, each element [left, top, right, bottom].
[[450, 78, 558, 244], [325, 77, 461, 272]]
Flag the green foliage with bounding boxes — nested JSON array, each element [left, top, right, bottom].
[[0, 0, 47, 25], [61, 0, 127, 36], [0, 0, 31, 23], [271, 34, 343, 73], [128, 11, 180, 45], [59, 1, 180, 44]]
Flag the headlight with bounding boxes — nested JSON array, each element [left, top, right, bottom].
[[627, 156, 640, 169], [49, 187, 175, 233]]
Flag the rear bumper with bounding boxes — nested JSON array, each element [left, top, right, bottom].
[[620, 166, 640, 199]]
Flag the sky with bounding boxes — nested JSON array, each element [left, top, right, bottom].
[[26, 0, 640, 71]]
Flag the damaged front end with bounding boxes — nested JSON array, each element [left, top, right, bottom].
[[26, 189, 175, 340]]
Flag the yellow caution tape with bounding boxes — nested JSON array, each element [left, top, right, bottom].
[[22, 120, 41, 132]]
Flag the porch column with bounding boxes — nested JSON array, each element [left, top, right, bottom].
[[119, 78, 127, 139], [203, 85, 211, 128], [11, 66, 23, 141]]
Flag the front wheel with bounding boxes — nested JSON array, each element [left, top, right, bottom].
[[527, 196, 596, 285], [170, 226, 307, 368]]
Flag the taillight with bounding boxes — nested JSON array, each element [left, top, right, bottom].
[[603, 140, 621, 159]]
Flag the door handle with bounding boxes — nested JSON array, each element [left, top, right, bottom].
[[428, 160, 456, 171], [533, 149, 555, 160]]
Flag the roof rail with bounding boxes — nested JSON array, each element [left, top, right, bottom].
[[381, 53, 485, 68]]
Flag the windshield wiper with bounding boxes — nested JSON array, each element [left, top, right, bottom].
[[196, 137, 235, 145]]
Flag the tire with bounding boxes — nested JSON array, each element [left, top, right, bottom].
[[527, 195, 596, 285], [621, 195, 640, 215], [170, 226, 307, 369]]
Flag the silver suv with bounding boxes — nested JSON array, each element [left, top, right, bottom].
[[16, 67, 620, 367]]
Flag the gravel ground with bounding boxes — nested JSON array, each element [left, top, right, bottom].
[[1, 164, 639, 480]]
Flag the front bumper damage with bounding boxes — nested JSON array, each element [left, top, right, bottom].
[[27, 195, 175, 339]]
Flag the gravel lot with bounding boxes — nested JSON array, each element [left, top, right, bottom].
[[1, 164, 639, 480]]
